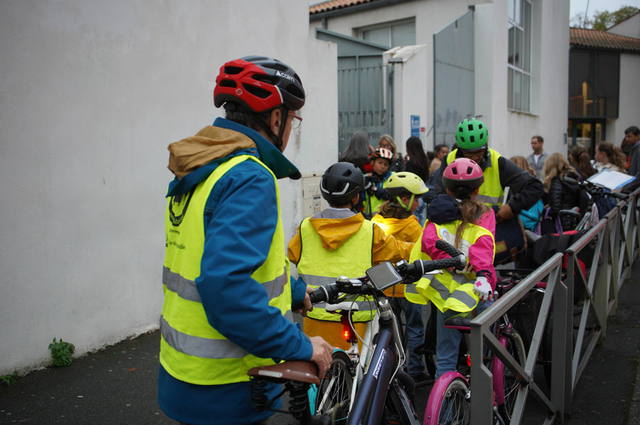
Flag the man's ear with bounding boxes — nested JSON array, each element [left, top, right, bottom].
[[268, 108, 282, 136], [352, 193, 360, 205]]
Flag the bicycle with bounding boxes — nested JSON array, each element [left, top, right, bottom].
[[423, 278, 527, 425], [247, 240, 466, 425]]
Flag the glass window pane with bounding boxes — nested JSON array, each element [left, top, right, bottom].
[[509, 0, 515, 21], [595, 52, 620, 118], [508, 68, 514, 109], [515, 28, 522, 68], [514, 71, 522, 110], [391, 22, 416, 46], [508, 24, 515, 65], [515, 0, 522, 25], [523, 1, 531, 71], [522, 73, 530, 112]]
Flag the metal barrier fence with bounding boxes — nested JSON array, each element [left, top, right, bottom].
[[468, 190, 640, 424]]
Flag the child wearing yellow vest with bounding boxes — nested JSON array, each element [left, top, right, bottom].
[[361, 148, 394, 219], [406, 158, 496, 379], [371, 171, 431, 385], [288, 162, 413, 351]]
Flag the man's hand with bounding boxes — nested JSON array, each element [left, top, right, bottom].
[[310, 336, 333, 378], [293, 290, 313, 317], [496, 203, 514, 222]]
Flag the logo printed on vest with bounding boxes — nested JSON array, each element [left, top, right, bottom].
[[168, 190, 195, 227], [439, 228, 452, 243]]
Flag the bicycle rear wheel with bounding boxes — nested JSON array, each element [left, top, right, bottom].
[[423, 375, 470, 425], [493, 330, 526, 422], [315, 350, 353, 424]]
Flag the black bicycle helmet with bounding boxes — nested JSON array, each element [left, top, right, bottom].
[[214, 56, 306, 112], [320, 162, 365, 205]]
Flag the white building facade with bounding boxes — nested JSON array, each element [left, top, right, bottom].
[[310, 0, 570, 158]]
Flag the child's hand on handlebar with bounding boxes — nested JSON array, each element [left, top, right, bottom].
[[473, 276, 493, 302], [309, 336, 333, 379]]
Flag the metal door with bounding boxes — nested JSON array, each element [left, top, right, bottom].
[[316, 28, 393, 153], [433, 10, 474, 148]]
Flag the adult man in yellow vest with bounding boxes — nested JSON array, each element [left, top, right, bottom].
[[159, 56, 332, 425], [287, 162, 413, 361], [434, 117, 544, 223]]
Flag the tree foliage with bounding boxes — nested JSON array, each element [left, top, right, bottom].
[[571, 5, 639, 30]]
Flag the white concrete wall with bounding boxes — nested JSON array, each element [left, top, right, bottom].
[[606, 13, 640, 39], [607, 52, 640, 144], [0, 0, 337, 375], [384, 45, 429, 153]]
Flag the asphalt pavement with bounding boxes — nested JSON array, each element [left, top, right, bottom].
[[2, 260, 640, 424]]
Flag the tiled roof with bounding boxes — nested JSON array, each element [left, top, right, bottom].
[[310, 0, 377, 15], [570, 27, 640, 52]]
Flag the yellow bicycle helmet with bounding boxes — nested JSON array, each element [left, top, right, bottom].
[[385, 172, 428, 211]]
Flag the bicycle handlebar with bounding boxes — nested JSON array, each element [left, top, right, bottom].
[[564, 176, 629, 200], [306, 240, 466, 305]]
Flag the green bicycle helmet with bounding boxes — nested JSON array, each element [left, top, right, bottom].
[[385, 172, 429, 212], [455, 117, 488, 151]]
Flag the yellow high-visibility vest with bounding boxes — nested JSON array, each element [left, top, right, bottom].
[[446, 149, 504, 207], [405, 220, 495, 313], [297, 218, 376, 323], [160, 155, 292, 385]]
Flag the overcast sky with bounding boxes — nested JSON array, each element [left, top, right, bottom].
[[570, 0, 640, 20]]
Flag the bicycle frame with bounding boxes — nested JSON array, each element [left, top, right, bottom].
[[346, 298, 419, 425]]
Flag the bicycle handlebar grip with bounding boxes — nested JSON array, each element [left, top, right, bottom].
[[435, 239, 463, 258], [430, 256, 466, 271], [308, 284, 340, 304], [612, 191, 629, 200]]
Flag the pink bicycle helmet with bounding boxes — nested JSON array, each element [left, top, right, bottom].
[[442, 158, 484, 190]]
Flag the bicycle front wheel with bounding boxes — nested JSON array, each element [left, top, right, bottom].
[[315, 350, 353, 424], [424, 376, 470, 425]]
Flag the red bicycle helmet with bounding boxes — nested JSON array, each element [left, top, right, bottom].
[[370, 148, 393, 162], [214, 56, 305, 112], [442, 158, 484, 191]]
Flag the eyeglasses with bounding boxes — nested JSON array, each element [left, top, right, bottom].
[[462, 149, 486, 161], [290, 115, 303, 130]]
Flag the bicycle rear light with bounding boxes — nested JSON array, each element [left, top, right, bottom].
[[341, 316, 356, 342]]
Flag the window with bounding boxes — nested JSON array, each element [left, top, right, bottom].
[[508, 0, 531, 112], [569, 49, 619, 118], [360, 19, 415, 48]]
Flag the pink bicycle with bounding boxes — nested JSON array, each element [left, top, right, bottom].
[[423, 281, 527, 425]]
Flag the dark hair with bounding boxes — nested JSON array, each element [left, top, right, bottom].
[[569, 145, 596, 179], [434, 144, 448, 155], [625, 126, 640, 136], [223, 102, 276, 134], [339, 131, 371, 171], [532, 135, 544, 143], [405, 137, 430, 180]]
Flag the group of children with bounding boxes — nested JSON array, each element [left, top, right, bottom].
[[288, 146, 497, 383]]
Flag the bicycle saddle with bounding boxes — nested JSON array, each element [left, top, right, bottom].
[[247, 361, 319, 385], [326, 301, 360, 313], [444, 316, 473, 330]]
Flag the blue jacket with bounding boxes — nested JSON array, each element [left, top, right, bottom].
[[158, 118, 312, 425]]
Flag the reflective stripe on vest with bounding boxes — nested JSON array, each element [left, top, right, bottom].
[[446, 149, 504, 207], [297, 218, 375, 322], [405, 220, 494, 313], [160, 154, 292, 386]]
